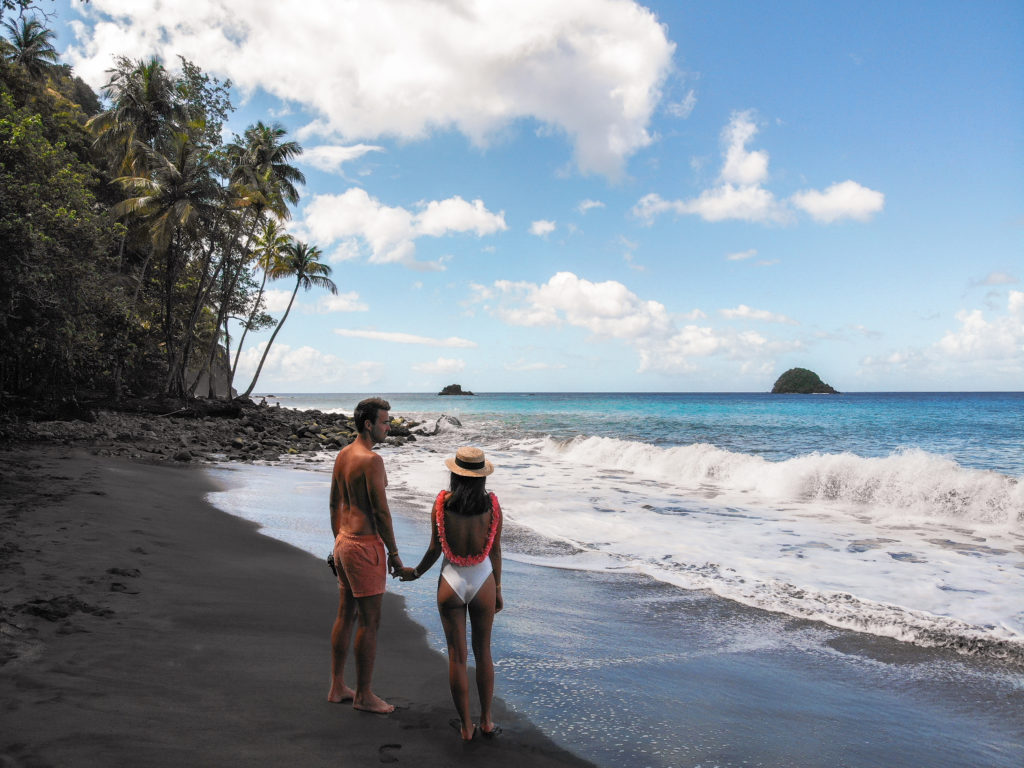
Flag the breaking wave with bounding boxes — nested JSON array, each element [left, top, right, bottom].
[[539, 436, 1024, 529]]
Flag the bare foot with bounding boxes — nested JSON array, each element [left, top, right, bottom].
[[353, 692, 395, 714], [327, 681, 355, 703], [449, 717, 476, 741], [480, 721, 502, 737]]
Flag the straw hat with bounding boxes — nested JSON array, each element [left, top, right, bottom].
[[444, 446, 494, 477]]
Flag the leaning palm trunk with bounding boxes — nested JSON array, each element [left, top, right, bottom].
[[190, 221, 258, 398], [240, 281, 298, 399]]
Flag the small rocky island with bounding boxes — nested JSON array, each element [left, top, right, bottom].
[[438, 384, 475, 396], [771, 368, 839, 394]]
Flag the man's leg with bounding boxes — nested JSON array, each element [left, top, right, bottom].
[[327, 586, 357, 702], [352, 593, 394, 713]]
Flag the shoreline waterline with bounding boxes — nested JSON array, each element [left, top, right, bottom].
[[204, 458, 1024, 768]]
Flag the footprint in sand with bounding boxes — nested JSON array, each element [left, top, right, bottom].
[[378, 744, 401, 763]]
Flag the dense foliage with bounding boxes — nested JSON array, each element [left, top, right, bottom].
[[1, 16, 335, 411], [771, 368, 839, 394]]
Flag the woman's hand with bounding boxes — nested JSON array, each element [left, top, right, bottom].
[[397, 566, 419, 581], [495, 585, 503, 613]]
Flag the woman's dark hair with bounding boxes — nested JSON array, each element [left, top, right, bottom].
[[445, 473, 491, 516]]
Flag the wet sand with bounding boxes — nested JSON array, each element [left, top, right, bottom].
[[0, 446, 592, 767]]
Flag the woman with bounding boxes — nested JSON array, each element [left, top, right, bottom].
[[400, 446, 503, 741]]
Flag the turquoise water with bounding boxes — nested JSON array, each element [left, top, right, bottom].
[[262, 391, 1024, 474]]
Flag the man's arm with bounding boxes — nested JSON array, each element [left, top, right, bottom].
[[366, 454, 403, 573], [329, 473, 342, 538]]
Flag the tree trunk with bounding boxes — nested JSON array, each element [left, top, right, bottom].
[[240, 280, 298, 399]]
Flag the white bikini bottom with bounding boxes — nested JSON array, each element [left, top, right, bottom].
[[440, 557, 493, 604]]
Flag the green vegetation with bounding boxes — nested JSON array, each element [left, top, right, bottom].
[[1, 14, 331, 412], [771, 368, 839, 394]]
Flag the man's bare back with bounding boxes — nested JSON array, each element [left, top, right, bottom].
[[327, 399, 403, 714]]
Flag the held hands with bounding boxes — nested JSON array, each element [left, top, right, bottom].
[[397, 566, 419, 581], [386, 552, 403, 576]]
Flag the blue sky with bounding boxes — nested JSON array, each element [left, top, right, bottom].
[[49, 0, 1023, 392]]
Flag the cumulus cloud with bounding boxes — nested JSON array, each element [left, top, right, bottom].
[[633, 111, 884, 225], [263, 289, 293, 313], [720, 304, 798, 324], [333, 329, 477, 347], [302, 144, 384, 174], [577, 199, 605, 214], [470, 271, 797, 374], [66, 0, 674, 178], [412, 357, 466, 375], [235, 342, 383, 389], [860, 292, 1024, 381], [301, 188, 505, 270], [530, 220, 557, 237], [313, 292, 369, 313], [790, 180, 885, 223], [937, 290, 1024, 360]]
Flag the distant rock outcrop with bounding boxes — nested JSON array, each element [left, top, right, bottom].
[[771, 368, 839, 394], [438, 384, 474, 396]]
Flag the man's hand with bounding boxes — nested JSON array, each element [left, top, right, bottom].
[[386, 552, 403, 576], [397, 567, 419, 581]]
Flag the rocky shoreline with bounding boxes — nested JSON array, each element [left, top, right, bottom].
[[0, 399, 440, 464]]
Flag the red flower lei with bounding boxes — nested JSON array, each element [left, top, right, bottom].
[[434, 490, 501, 566]]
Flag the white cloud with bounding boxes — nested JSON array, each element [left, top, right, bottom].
[[633, 111, 883, 225], [665, 89, 696, 119], [860, 292, 1024, 381], [577, 199, 606, 214], [235, 342, 383, 389], [974, 271, 1019, 287], [504, 360, 568, 371], [301, 188, 505, 270], [720, 304, 798, 325], [313, 292, 369, 313], [412, 357, 466, 375], [937, 290, 1024, 361], [530, 219, 557, 237], [790, 180, 885, 223], [263, 289, 293, 313], [726, 249, 757, 261], [302, 144, 383, 174], [471, 271, 798, 374], [720, 111, 769, 186], [67, 0, 674, 178], [333, 329, 477, 347]]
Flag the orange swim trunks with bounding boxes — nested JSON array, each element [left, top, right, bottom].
[[333, 531, 387, 597]]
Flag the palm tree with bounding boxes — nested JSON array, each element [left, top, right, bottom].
[[240, 240, 336, 398], [2, 17, 58, 79], [226, 121, 305, 218], [112, 131, 221, 395], [230, 217, 292, 384], [87, 56, 184, 175], [193, 122, 305, 397]]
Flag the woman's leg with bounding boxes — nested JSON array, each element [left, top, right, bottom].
[[468, 576, 497, 734], [437, 577, 473, 740]]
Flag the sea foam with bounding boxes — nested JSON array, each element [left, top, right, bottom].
[[539, 436, 1024, 529]]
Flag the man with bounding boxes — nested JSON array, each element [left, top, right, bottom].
[[327, 397, 404, 714]]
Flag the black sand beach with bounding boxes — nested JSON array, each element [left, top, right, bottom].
[[0, 446, 592, 767]]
